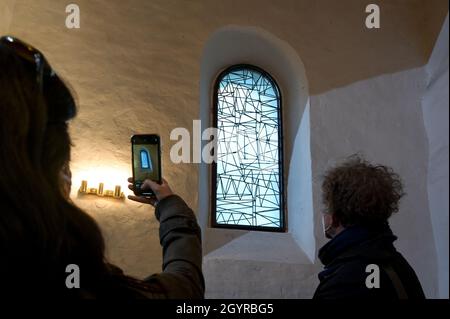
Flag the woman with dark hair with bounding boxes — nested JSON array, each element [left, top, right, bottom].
[[314, 155, 425, 299], [0, 36, 204, 299]]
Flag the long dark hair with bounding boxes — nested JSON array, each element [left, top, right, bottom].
[[0, 41, 152, 298]]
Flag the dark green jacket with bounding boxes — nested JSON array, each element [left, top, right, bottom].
[[102, 195, 205, 299], [143, 194, 205, 299]]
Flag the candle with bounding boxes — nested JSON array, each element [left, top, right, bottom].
[[114, 185, 121, 198]]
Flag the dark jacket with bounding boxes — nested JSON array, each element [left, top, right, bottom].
[[106, 195, 205, 299], [313, 224, 425, 299]]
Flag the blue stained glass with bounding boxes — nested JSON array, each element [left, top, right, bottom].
[[140, 150, 152, 170], [214, 66, 283, 230]]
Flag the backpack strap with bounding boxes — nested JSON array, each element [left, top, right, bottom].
[[382, 264, 408, 299]]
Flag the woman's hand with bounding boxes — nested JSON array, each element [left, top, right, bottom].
[[127, 177, 174, 207]]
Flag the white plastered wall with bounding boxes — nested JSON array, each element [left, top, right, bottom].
[[0, 0, 15, 34], [198, 26, 319, 298], [422, 14, 449, 299]]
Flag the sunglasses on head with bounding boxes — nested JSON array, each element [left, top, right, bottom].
[[0, 35, 76, 124]]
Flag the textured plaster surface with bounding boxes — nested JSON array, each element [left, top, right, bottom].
[[422, 15, 449, 298], [0, 0, 15, 34]]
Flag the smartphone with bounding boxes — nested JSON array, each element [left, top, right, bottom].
[[131, 134, 161, 196]]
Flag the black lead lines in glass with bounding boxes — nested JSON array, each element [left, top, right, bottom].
[[213, 65, 284, 231]]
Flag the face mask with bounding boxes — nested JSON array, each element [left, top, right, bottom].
[[322, 214, 335, 239]]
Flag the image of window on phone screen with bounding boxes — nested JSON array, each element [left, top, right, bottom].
[[131, 134, 161, 197]]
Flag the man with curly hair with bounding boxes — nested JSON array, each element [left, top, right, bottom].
[[313, 155, 425, 299]]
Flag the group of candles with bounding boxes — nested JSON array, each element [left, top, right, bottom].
[[79, 180, 125, 199]]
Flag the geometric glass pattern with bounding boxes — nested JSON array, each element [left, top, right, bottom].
[[140, 149, 152, 170], [212, 65, 284, 231]]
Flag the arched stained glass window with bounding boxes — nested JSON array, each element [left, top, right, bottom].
[[140, 149, 152, 170], [212, 65, 285, 231]]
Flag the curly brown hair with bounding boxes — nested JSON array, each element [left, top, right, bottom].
[[322, 155, 405, 227]]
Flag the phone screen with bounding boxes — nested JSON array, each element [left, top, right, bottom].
[[131, 134, 161, 196]]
